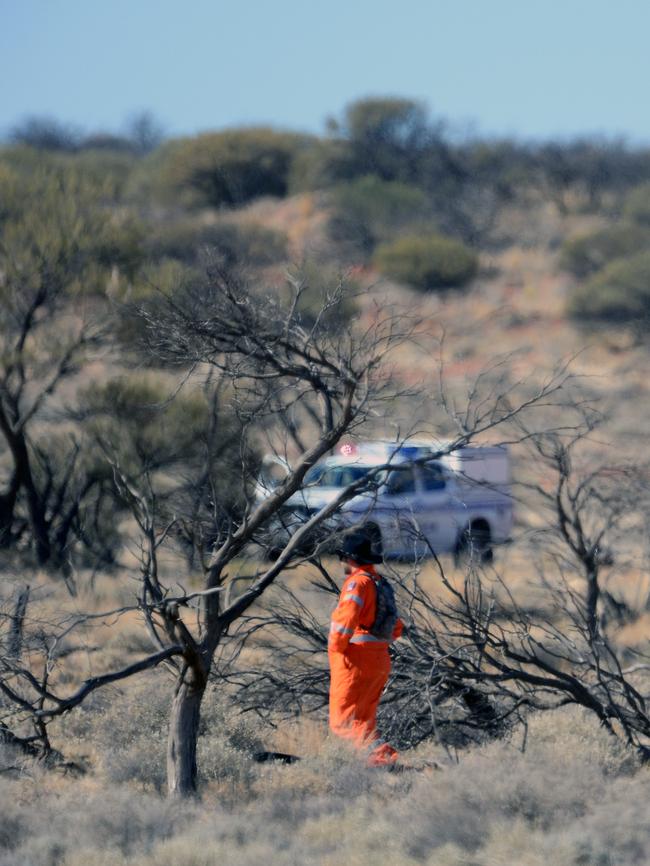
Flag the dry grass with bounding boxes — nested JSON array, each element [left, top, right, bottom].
[[1, 705, 649, 865], [3, 195, 650, 864]]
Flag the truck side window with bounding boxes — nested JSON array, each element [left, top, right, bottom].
[[421, 464, 446, 491], [386, 467, 416, 495], [261, 461, 288, 489]]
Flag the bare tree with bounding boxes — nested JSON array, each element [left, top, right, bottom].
[[399, 555, 650, 755], [518, 418, 650, 637], [0, 575, 185, 767], [0, 271, 413, 795], [231, 547, 650, 759], [137, 270, 424, 795], [0, 265, 579, 796], [232, 421, 650, 758]]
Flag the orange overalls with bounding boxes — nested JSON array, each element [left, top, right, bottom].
[[328, 564, 403, 766]]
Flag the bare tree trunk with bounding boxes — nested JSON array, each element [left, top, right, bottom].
[[586, 565, 600, 638], [8, 585, 30, 660], [22, 464, 52, 566], [167, 668, 206, 798], [0, 472, 20, 548], [0, 407, 51, 564]]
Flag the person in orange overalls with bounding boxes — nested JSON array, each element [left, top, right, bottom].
[[328, 530, 403, 766]]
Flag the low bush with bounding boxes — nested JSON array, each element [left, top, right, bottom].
[[559, 223, 650, 278], [64, 678, 264, 796], [328, 175, 429, 258], [567, 250, 650, 323], [0, 783, 194, 865], [1, 145, 139, 205], [93, 216, 145, 280], [373, 232, 478, 290], [624, 181, 650, 226], [78, 371, 253, 549], [288, 138, 356, 192], [145, 219, 287, 268], [0, 156, 143, 302]]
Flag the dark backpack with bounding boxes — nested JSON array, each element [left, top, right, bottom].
[[369, 574, 398, 640]]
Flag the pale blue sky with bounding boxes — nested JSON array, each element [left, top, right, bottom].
[[2, 0, 650, 142]]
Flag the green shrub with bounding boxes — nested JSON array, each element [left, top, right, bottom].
[[373, 233, 478, 290], [67, 148, 139, 202], [113, 260, 196, 349], [289, 139, 356, 192], [233, 222, 288, 266], [123, 142, 173, 205], [568, 250, 650, 322], [159, 128, 313, 208], [281, 261, 358, 327], [81, 373, 213, 473], [146, 219, 287, 267], [1, 144, 138, 203], [624, 182, 650, 226], [291, 98, 431, 191], [126, 258, 193, 299], [559, 223, 650, 278], [329, 176, 429, 257]]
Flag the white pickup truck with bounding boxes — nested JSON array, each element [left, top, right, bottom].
[[257, 440, 513, 562]]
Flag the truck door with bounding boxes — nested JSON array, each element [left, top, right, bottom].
[[413, 463, 458, 555], [380, 465, 419, 558]]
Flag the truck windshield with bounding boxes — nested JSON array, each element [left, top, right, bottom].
[[304, 464, 377, 488]]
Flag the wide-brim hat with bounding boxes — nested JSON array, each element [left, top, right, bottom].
[[335, 529, 382, 564]]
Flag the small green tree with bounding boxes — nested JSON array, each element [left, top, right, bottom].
[[341, 97, 431, 182], [374, 233, 478, 291], [2, 144, 139, 205], [9, 116, 80, 152], [67, 149, 139, 203]]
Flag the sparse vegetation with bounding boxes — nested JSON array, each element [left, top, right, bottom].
[[1, 705, 649, 865], [3, 96, 650, 860]]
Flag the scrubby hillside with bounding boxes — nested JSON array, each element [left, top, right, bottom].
[[2, 99, 650, 864]]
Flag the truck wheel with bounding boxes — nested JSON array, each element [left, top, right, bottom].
[[455, 521, 493, 566]]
